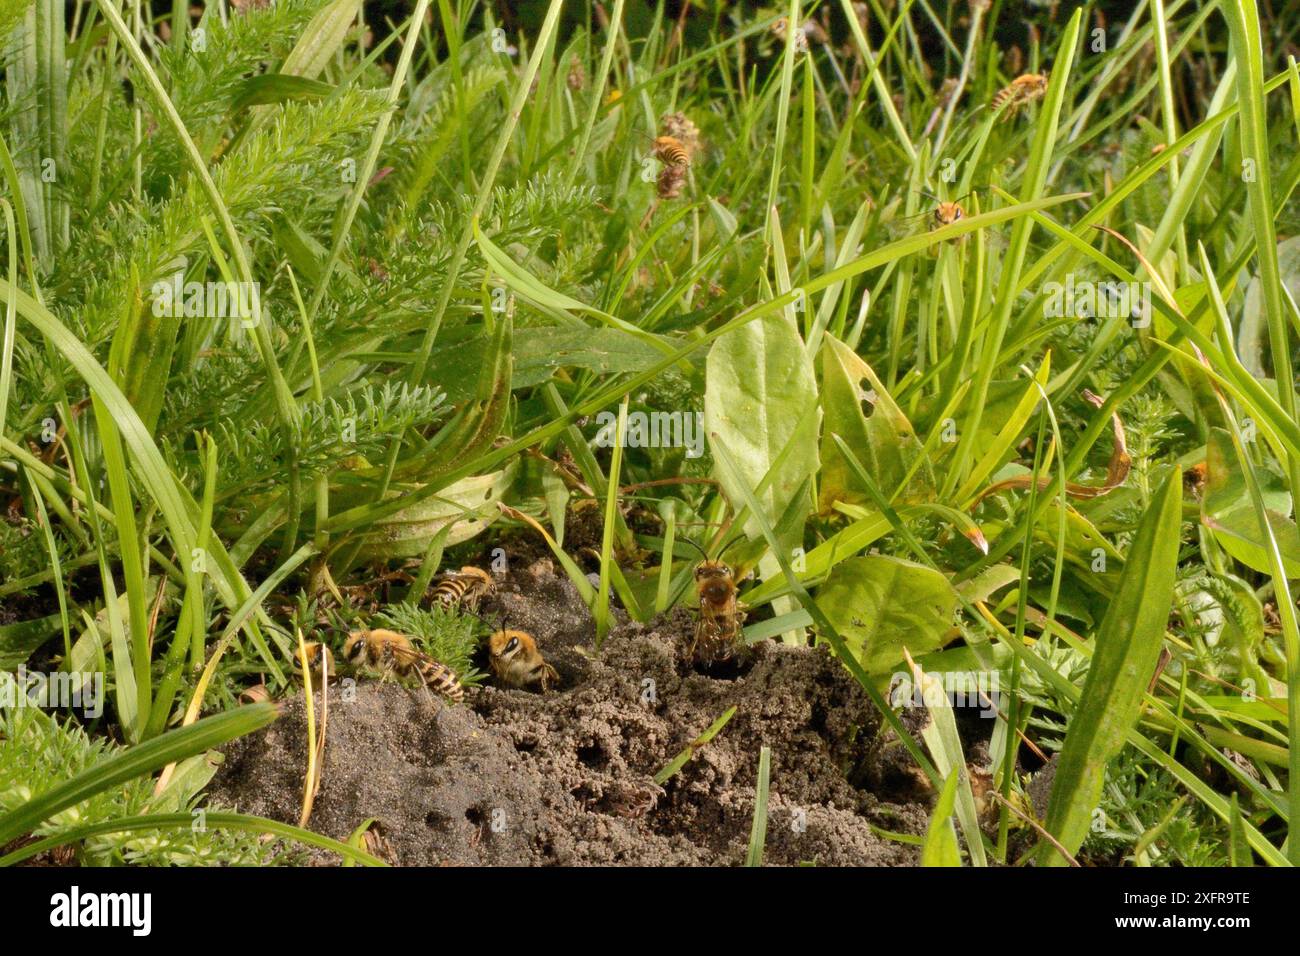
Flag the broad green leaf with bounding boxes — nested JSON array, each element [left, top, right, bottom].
[[423, 326, 668, 405], [815, 555, 958, 677], [1202, 427, 1300, 575], [705, 308, 819, 550], [279, 0, 362, 80], [401, 311, 513, 482], [953, 357, 1049, 505], [1038, 469, 1183, 865], [818, 334, 932, 513], [348, 467, 514, 560]]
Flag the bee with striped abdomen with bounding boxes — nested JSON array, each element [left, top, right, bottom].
[[431, 566, 494, 611], [990, 73, 1048, 114], [653, 136, 691, 168], [343, 628, 464, 702]]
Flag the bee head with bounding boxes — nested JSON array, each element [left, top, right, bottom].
[[342, 631, 366, 664], [694, 561, 732, 580], [489, 630, 525, 659]]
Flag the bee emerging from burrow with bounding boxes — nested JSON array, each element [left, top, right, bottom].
[[487, 627, 559, 692]]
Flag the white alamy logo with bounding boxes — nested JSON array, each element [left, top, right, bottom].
[[0, 667, 103, 717], [1042, 273, 1151, 327], [49, 887, 151, 936], [593, 410, 705, 458], [152, 264, 262, 328]]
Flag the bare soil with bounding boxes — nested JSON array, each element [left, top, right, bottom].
[[211, 558, 937, 865]]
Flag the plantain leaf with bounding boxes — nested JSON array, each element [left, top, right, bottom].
[[233, 74, 335, 110], [347, 467, 515, 560], [815, 555, 957, 678], [1202, 427, 1300, 575], [705, 308, 819, 551], [818, 334, 932, 513], [1038, 468, 1182, 865], [423, 326, 668, 405]]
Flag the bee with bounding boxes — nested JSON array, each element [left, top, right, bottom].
[[430, 565, 494, 611], [931, 199, 966, 230], [904, 190, 974, 244], [990, 73, 1048, 114], [682, 541, 746, 664], [1183, 461, 1208, 499], [300, 642, 336, 677], [488, 627, 559, 692], [343, 628, 464, 702], [653, 135, 691, 168], [764, 17, 806, 54]]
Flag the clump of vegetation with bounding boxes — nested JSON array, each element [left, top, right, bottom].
[[371, 602, 488, 687], [0, 703, 294, 865], [1, 0, 1299, 869]]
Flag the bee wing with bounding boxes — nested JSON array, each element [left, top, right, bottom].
[[394, 643, 463, 700], [386, 641, 429, 668]]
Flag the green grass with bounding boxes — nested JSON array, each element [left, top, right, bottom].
[[1, 0, 1299, 867]]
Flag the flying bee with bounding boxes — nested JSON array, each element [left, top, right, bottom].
[[343, 628, 464, 703], [990, 73, 1048, 114], [431, 565, 494, 611], [764, 16, 806, 53], [891, 190, 976, 246], [682, 540, 746, 665], [931, 198, 966, 230], [653, 135, 691, 168], [488, 626, 559, 692]]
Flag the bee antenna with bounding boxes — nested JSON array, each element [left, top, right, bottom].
[[678, 537, 711, 563]]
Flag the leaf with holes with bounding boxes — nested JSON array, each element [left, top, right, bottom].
[[818, 334, 932, 513]]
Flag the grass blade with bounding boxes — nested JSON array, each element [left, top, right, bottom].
[[1037, 468, 1183, 864]]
